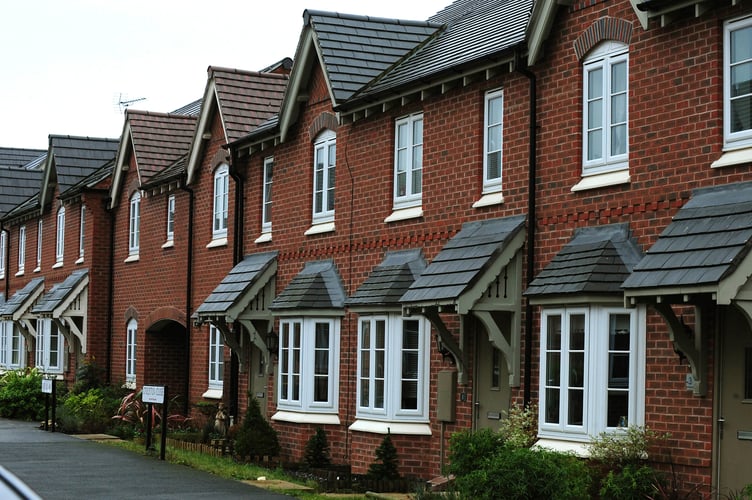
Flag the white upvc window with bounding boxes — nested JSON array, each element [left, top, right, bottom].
[[724, 16, 752, 149], [583, 42, 629, 175], [55, 207, 65, 264], [36, 220, 43, 271], [213, 164, 229, 238], [166, 195, 175, 243], [312, 131, 336, 224], [483, 89, 503, 193], [126, 319, 137, 385], [539, 305, 645, 443], [35, 319, 64, 374], [0, 321, 25, 370], [278, 317, 340, 413], [356, 315, 430, 421], [18, 225, 26, 274], [208, 325, 224, 390], [0, 230, 5, 278], [262, 157, 273, 233], [394, 113, 423, 208], [128, 192, 140, 256], [78, 205, 85, 261]]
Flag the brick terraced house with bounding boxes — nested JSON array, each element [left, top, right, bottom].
[[0, 0, 751, 494]]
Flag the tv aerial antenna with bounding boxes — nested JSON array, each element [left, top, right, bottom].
[[115, 93, 147, 113]]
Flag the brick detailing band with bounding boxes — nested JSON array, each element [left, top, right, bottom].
[[309, 112, 339, 141], [573, 17, 633, 60]]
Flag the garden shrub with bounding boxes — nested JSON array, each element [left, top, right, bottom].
[[498, 403, 538, 449], [599, 463, 657, 500], [367, 431, 400, 480], [0, 368, 45, 420], [57, 388, 111, 433], [233, 397, 279, 459], [448, 428, 506, 477], [304, 427, 331, 468]]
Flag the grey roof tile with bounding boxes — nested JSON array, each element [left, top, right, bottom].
[[401, 215, 526, 304], [31, 269, 88, 315], [0, 277, 45, 319], [0, 147, 46, 168], [0, 166, 44, 217], [623, 182, 752, 290], [526, 223, 643, 297], [271, 259, 346, 311], [195, 252, 278, 317], [48, 136, 119, 196], [346, 249, 426, 308]]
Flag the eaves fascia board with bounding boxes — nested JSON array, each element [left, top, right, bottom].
[[526, 0, 568, 66], [37, 141, 56, 216], [108, 120, 134, 209], [279, 29, 316, 143], [185, 79, 219, 185]]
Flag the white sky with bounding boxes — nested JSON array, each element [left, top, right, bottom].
[[0, 0, 449, 149]]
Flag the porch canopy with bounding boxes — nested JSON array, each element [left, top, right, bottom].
[[401, 215, 526, 384], [270, 259, 346, 314], [345, 249, 426, 312], [31, 269, 89, 354], [0, 277, 45, 347], [194, 251, 278, 371], [623, 181, 752, 396]]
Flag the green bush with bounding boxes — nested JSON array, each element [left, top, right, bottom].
[[453, 446, 590, 500], [0, 368, 46, 420], [448, 428, 506, 477], [588, 425, 666, 469], [599, 463, 657, 500], [233, 397, 279, 459], [498, 403, 538, 449], [57, 387, 125, 434], [368, 431, 400, 480], [304, 427, 331, 468]]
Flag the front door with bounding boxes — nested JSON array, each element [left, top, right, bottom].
[[247, 346, 270, 421], [474, 325, 510, 430], [718, 306, 752, 492]]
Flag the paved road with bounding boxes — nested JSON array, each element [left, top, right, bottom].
[[0, 418, 291, 499]]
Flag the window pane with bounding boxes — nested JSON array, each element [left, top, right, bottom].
[[607, 391, 629, 427], [731, 26, 752, 64], [588, 99, 603, 128], [588, 68, 603, 99], [488, 96, 502, 125], [545, 388, 560, 424], [568, 388, 583, 425], [360, 378, 370, 407], [611, 61, 627, 93], [397, 122, 407, 148], [569, 352, 584, 387], [375, 379, 385, 409], [547, 315, 562, 350], [486, 152, 501, 180], [401, 380, 418, 410], [588, 130, 603, 160], [731, 96, 752, 134], [403, 321, 419, 349], [611, 124, 627, 156], [611, 93, 627, 124], [546, 352, 560, 386]]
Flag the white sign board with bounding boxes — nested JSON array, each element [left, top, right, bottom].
[[142, 385, 165, 404], [41, 379, 53, 394]]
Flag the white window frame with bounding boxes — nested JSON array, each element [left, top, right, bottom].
[[35, 220, 43, 271], [483, 89, 503, 193], [312, 131, 336, 224], [55, 207, 65, 265], [277, 317, 340, 413], [356, 314, 430, 422], [393, 113, 423, 208], [126, 319, 137, 386], [262, 156, 273, 233], [582, 41, 629, 176], [35, 319, 64, 374], [77, 205, 85, 262], [166, 195, 175, 243], [0, 321, 25, 370], [18, 225, 26, 274], [724, 16, 752, 149], [213, 164, 229, 239], [208, 325, 224, 390], [538, 305, 645, 444], [128, 192, 141, 256], [0, 230, 5, 279]]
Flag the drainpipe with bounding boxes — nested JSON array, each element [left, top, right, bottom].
[[180, 183, 195, 416], [104, 200, 115, 384], [1, 222, 9, 301], [515, 51, 537, 407], [228, 148, 245, 421]]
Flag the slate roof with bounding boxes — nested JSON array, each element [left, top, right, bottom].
[[0, 277, 45, 319], [401, 215, 526, 304], [271, 259, 346, 311], [126, 110, 197, 184], [622, 182, 752, 290], [171, 99, 202, 116], [350, 0, 533, 105], [210, 67, 289, 143], [0, 147, 46, 168], [195, 251, 278, 317], [2, 193, 38, 222], [304, 10, 441, 104], [0, 166, 43, 217], [31, 269, 88, 316], [141, 156, 186, 190], [60, 160, 115, 200], [346, 249, 426, 308], [46, 136, 119, 196], [525, 224, 643, 297]]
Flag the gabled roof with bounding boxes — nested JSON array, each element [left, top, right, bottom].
[[0, 277, 45, 321], [140, 156, 186, 191], [195, 251, 278, 319], [0, 147, 46, 168], [61, 159, 114, 201], [271, 259, 346, 313], [2, 193, 39, 223], [171, 99, 202, 116], [525, 223, 643, 301], [401, 215, 526, 308], [109, 110, 196, 207], [31, 269, 88, 316], [0, 166, 44, 218], [185, 68, 288, 184], [623, 182, 752, 302], [40, 136, 119, 212], [346, 249, 426, 309]]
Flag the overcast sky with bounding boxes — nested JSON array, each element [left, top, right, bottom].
[[0, 0, 449, 149]]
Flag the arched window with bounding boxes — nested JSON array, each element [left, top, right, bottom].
[[129, 192, 141, 256], [213, 164, 229, 238], [312, 131, 335, 223], [126, 319, 137, 386], [56, 207, 65, 264]]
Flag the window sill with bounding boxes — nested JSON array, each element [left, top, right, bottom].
[[384, 206, 423, 223], [161, 240, 174, 249], [304, 221, 335, 236], [349, 419, 431, 436], [75, 257, 84, 265], [711, 146, 752, 168], [14, 271, 24, 277], [206, 237, 228, 249], [571, 169, 630, 192], [533, 438, 590, 457], [33, 267, 41, 273], [52, 262, 63, 269], [472, 191, 504, 208], [202, 388, 223, 400], [255, 232, 272, 244], [272, 410, 340, 425], [124, 254, 140, 263]]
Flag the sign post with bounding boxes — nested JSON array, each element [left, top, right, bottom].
[[41, 378, 56, 432], [141, 385, 168, 460]]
